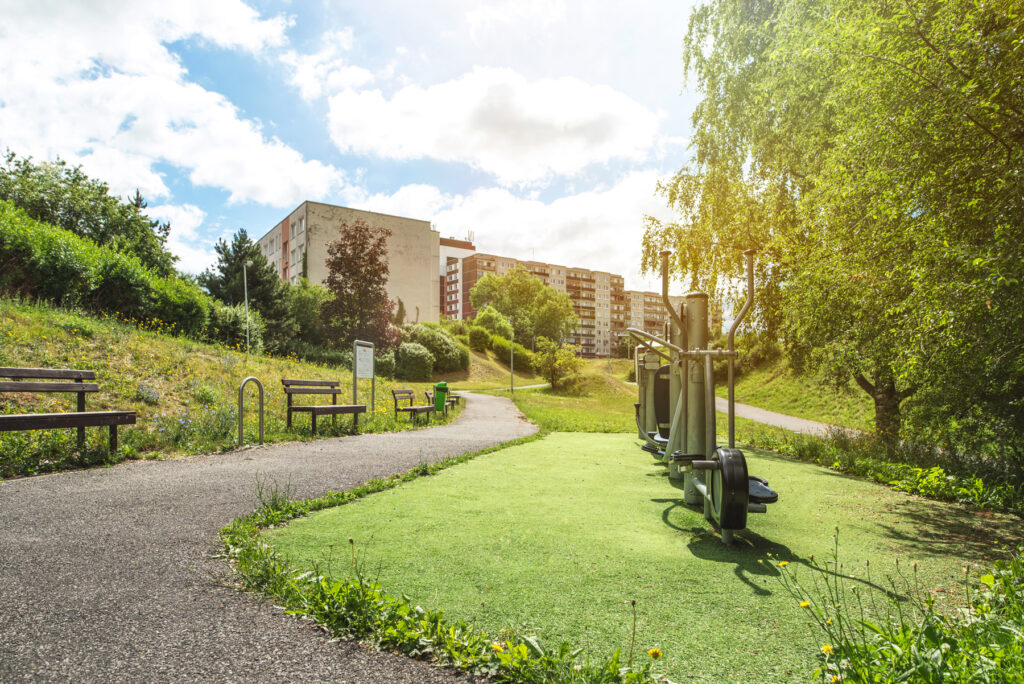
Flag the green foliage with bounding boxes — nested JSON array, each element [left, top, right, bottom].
[[403, 323, 465, 373], [744, 427, 1024, 516], [773, 536, 1024, 683], [0, 200, 218, 339], [468, 325, 492, 351], [473, 305, 513, 339], [649, 0, 1024, 452], [207, 302, 265, 352], [471, 266, 577, 344], [0, 152, 176, 275], [200, 229, 295, 354], [219, 439, 657, 684], [284, 277, 331, 348], [395, 342, 434, 381], [533, 337, 585, 389], [375, 351, 395, 379]]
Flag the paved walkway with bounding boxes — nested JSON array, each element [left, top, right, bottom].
[[0, 393, 536, 683], [714, 397, 836, 435]]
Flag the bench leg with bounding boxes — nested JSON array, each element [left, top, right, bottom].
[[77, 427, 86, 450], [353, 412, 359, 433], [311, 413, 318, 436], [286, 408, 292, 429], [109, 425, 117, 453]]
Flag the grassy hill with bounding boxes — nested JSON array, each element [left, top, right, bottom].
[[0, 298, 497, 478], [434, 347, 539, 390]]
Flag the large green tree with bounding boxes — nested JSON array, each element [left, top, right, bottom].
[[199, 229, 295, 353], [0, 152, 176, 275], [645, 0, 1024, 451], [470, 266, 578, 344]]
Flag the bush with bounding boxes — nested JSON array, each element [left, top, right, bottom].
[[474, 305, 512, 339], [208, 302, 265, 352], [491, 334, 510, 360], [534, 337, 584, 388], [403, 323, 462, 373], [456, 343, 470, 371], [395, 342, 434, 381], [454, 333, 469, 347], [285, 341, 352, 369], [375, 351, 395, 379], [468, 325, 491, 351]]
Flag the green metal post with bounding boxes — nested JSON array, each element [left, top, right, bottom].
[[683, 292, 708, 505]]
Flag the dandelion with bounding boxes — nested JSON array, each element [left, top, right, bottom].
[[779, 561, 789, 567], [648, 648, 662, 659], [491, 643, 504, 653], [800, 601, 810, 608], [821, 644, 833, 655]]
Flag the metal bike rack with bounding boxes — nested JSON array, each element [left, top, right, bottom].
[[238, 376, 264, 447]]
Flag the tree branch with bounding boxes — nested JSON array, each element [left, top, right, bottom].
[[854, 372, 876, 396]]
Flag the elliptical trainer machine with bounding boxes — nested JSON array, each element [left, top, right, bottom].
[[628, 249, 777, 544]]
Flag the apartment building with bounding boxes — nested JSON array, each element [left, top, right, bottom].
[[438, 237, 476, 320], [458, 252, 677, 357], [257, 201, 440, 324]]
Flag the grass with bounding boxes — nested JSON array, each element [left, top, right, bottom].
[[0, 297, 461, 477], [717, 357, 873, 432], [265, 432, 1024, 682], [435, 347, 540, 390]]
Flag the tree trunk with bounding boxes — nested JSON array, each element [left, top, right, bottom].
[[854, 372, 913, 447]]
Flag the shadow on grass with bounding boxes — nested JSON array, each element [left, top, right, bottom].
[[651, 495, 901, 600]]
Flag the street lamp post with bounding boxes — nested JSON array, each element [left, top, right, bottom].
[[510, 327, 514, 395], [243, 260, 252, 354]]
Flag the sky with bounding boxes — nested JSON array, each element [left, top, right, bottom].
[[0, 0, 702, 292]]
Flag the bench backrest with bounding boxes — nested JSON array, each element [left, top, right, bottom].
[[281, 378, 343, 407], [392, 388, 416, 409], [0, 367, 100, 412], [0, 367, 99, 394]]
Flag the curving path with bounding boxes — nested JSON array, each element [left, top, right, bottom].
[[0, 393, 536, 683]]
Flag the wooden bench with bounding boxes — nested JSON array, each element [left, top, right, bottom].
[[0, 367, 136, 452], [425, 388, 459, 415], [392, 389, 434, 424], [282, 378, 366, 435]]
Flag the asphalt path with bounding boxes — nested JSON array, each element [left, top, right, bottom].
[[714, 397, 838, 435], [0, 392, 536, 683]]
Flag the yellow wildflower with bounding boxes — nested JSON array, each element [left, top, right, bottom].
[[491, 643, 503, 653], [800, 601, 810, 608], [779, 561, 789, 567], [648, 648, 663, 659], [822, 644, 833, 655]]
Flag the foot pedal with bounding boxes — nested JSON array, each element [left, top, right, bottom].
[[748, 476, 778, 504], [641, 443, 664, 457], [668, 452, 705, 464]]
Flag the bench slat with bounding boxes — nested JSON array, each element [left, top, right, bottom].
[[0, 381, 99, 393], [283, 387, 345, 395], [290, 405, 367, 415], [282, 379, 340, 387], [0, 411, 136, 431], [0, 367, 96, 380]]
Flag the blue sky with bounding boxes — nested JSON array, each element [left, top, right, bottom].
[[0, 0, 701, 291]]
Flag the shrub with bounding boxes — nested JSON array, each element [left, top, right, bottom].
[[395, 342, 434, 381], [375, 351, 395, 379], [468, 325, 491, 351], [208, 302, 265, 352], [454, 333, 469, 347], [513, 341, 534, 371], [403, 323, 462, 373], [474, 305, 512, 339], [491, 334, 510, 360], [285, 341, 352, 369], [533, 338, 584, 388], [456, 343, 470, 371]]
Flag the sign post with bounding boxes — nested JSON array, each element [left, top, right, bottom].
[[353, 340, 375, 412]]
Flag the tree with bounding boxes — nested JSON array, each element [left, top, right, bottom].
[[320, 218, 399, 350], [392, 298, 406, 327], [473, 305, 513, 339], [199, 229, 295, 353], [645, 0, 1024, 451], [533, 337, 584, 389], [471, 266, 578, 344], [0, 151, 176, 275], [286, 277, 331, 347]]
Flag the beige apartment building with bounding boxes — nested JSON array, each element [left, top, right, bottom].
[[458, 252, 676, 357], [257, 201, 440, 324]]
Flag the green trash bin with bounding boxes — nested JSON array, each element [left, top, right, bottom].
[[433, 381, 448, 412]]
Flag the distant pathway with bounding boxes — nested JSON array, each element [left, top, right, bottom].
[[714, 397, 836, 435], [0, 393, 536, 683]]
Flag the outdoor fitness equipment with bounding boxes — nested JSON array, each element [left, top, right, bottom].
[[627, 250, 778, 544]]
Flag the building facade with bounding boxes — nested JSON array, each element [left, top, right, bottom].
[[257, 201, 440, 324], [438, 237, 476, 320], [457, 251, 677, 357]]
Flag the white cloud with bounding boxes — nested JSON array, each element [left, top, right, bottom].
[[327, 66, 662, 186], [147, 203, 218, 274], [281, 28, 375, 101], [0, 0, 344, 206], [356, 170, 675, 291], [465, 0, 567, 41]]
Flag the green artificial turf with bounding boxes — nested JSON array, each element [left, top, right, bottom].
[[266, 433, 1024, 682]]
